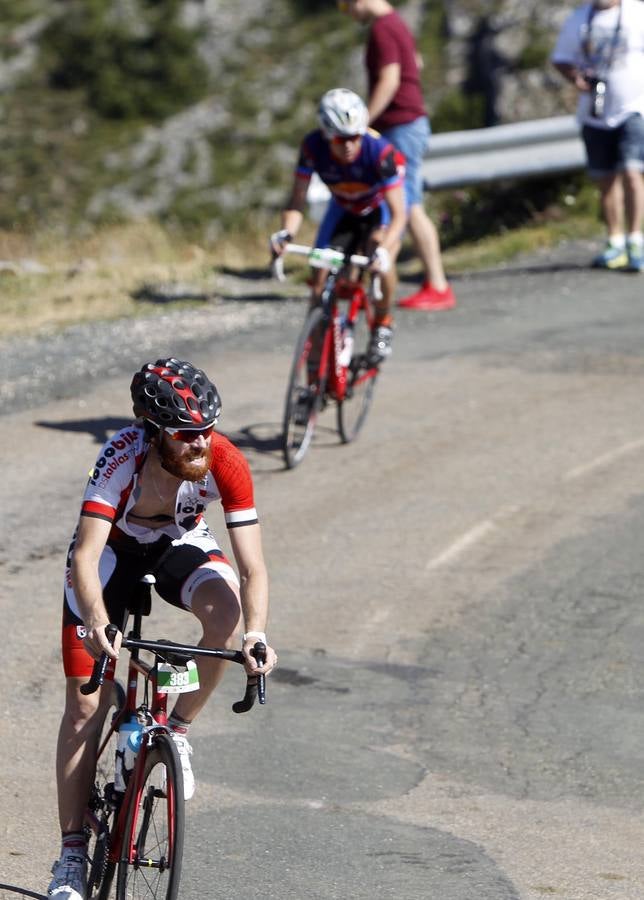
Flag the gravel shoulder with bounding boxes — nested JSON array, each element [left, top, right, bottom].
[[2, 238, 604, 412]]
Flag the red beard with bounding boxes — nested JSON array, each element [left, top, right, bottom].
[[159, 439, 212, 482]]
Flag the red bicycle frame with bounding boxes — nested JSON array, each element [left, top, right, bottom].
[[82, 594, 265, 899], [113, 655, 175, 867], [318, 276, 377, 402], [87, 648, 176, 869]]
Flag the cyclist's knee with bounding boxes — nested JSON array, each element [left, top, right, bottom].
[[191, 578, 241, 640], [63, 682, 102, 731]]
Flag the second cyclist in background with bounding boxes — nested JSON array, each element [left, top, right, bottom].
[[270, 87, 407, 363]]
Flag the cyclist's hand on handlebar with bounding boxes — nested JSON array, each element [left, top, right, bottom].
[[369, 246, 391, 274], [241, 637, 277, 676], [83, 622, 121, 661], [269, 229, 292, 257]]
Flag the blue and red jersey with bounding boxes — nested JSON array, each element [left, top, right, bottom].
[[295, 128, 405, 216]]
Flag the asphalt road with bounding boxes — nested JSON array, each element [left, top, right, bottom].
[[2, 239, 644, 900]]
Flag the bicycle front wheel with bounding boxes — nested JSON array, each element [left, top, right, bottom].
[[87, 678, 126, 900], [282, 306, 329, 468], [116, 732, 185, 900], [337, 307, 378, 443]]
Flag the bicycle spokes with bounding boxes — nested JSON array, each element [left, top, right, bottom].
[[337, 310, 378, 444], [117, 734, 184, 900], [282, 306, 328, 468]]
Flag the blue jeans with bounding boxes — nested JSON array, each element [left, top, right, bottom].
[[382, 116, 431, 209]]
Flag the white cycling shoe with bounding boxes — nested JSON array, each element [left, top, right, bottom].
[[48, 852, 87, 900], [161, 731, 195, 800]]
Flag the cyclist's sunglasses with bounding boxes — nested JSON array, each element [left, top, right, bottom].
[[164, 424, 215, 443], [331, 133, 362, 145]]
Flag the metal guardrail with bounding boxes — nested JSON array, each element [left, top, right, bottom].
[[307, 115, 586, 217], [422, 115, 585, 190]]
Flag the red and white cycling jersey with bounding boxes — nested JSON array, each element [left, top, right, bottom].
[[80, 423, 258, 542], [62, 423, 258, 677]]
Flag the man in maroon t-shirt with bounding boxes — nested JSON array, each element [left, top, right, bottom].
[[339, 0, 456, 310]]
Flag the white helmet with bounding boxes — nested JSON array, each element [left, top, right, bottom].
[[318, 88, 368, 139]]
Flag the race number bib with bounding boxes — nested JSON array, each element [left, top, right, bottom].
[[156, 660, 200, 694]]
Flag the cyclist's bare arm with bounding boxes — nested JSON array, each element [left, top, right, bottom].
[[228, 522, 277, 675], [381, 183, 406, 256], [366, 183, 406, 276], [71, 514, 121, 661], [271, 177, 310, 253]]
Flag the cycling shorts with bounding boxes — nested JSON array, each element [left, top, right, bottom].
[[62, 527, 239, 679], [315, 201, 389, 256]]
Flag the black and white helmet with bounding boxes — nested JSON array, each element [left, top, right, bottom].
[[318, 88, 368, 139], [130, 358, 221, 429]]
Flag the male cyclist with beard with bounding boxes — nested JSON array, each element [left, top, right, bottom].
[[48, 358, 277, 900], [271, 87, 407, 362]]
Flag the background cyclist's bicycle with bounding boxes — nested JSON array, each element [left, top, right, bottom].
[[82, 576, 266, 900], [274, 243, 382, 469]]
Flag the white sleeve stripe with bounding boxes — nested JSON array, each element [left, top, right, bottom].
[[225, 508, 258, 524]]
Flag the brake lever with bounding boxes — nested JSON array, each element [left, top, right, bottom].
[[231, 641, 267, 713], [271, 254, 286, 282], [253, 641, 267, 705], [80, 623, 119, 695]]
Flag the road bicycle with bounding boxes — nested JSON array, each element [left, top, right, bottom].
[[274, 243, 381, 469], [81, 575, 266, 900]]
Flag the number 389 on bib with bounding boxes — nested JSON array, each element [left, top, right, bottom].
[[156, 660, 200, 693]]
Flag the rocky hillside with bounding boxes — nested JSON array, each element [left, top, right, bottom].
[[0, 0, 580, 233]]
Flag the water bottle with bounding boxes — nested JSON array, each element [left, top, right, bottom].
[[114, 716, 143, 792], [338, 320, 354, 368]]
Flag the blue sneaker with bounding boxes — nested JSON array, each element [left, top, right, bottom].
[[627, 240, 644, 273], [592, 242, 628, 269]]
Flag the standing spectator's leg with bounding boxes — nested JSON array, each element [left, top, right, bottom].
[[592, 173, 628, 268], [584, 123, 628, 269], [598, 173, 625, 238], [384, 117, 456, 311], [623, 168, 644, 272], [407, 203, 449, 291], [619, 113, 644, 272], [622, 168, 644, 235]]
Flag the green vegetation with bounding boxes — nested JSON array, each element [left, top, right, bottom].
[[416, 2, 449, 115], [41, 0, 208, 120], [0, 0, 38, 27], [431, 89, 487, 134], [0, 0, 605, 334], [516, 19, 553, 71], [434, 173, 597, 247]]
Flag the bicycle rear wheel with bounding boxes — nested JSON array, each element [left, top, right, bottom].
[[282, 306, 329, 468], [337, 306, 378, 443], [116, 732, 185, 900], [86, 679, 126, 900]]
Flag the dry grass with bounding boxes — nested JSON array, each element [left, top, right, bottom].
[[0, 214, 600, 339], [0, 219, 289, 337]]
